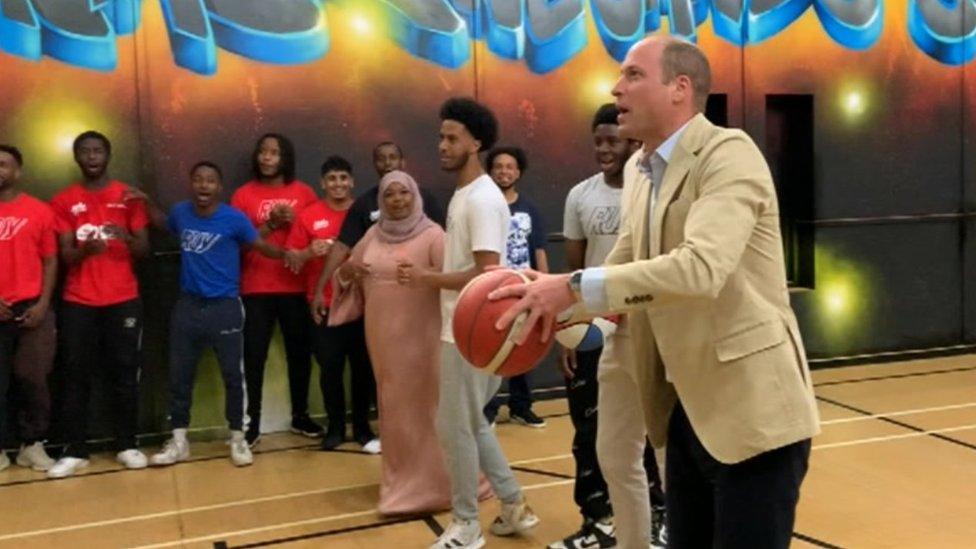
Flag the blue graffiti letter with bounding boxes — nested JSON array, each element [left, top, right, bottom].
[[525, 0, 586, 73], [813, 0, 882, 49], [908, 0, 976, 65]]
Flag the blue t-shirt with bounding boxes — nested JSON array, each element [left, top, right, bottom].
[[167, 201, 258, 298], [506, 195, 546, 270]]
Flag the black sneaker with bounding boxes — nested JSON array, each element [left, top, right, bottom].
[[651, 505, 667, 549], [510, 409, 547, 428], [320, 428, 344, 451], [290, 414, 324, 438], [547, 518, 616, 548]]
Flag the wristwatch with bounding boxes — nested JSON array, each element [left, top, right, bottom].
[[568, 269, 584, 300]]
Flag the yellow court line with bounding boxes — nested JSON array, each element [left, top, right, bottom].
[[820, 402, 976, 425]]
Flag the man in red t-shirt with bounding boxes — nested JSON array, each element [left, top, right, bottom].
[[230, 133, 321, 446], [47, 131, 151, 479], [0, 145, 58, 473], [284, 156, 376, 452]]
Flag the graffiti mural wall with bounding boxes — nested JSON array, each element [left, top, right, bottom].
[[2, 0, 974, 435]]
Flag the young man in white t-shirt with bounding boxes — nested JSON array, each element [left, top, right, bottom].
[[397, 98, 539, 549], [550, 104, 666, 549]]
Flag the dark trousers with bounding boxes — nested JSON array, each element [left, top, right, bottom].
[[666, 403, 811, 549], [569, 347, 665, 521], [242, 294, 313, 431], [168, 295, 247, 431], [59, 299, 142, 458], [0, 299, 56, 445], [312, 317, 375, 440], [483, 373, 532, 420]]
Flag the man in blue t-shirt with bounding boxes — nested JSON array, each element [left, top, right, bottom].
[[483, 146, 548, 428], [127, 161, 282, 468]]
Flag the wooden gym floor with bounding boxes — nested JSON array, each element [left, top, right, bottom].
[[1, 355, 975, 548]]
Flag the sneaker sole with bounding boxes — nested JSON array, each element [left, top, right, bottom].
[[16, 457, 54, 472], [492, 514, 541, 537], [117, 460, 148, 470], [150, 456, 189, 467], [511, 416, 547, 428], [289, 427, 324, 438], [47, 460, 90, 479]]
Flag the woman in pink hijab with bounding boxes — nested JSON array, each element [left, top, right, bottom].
[[335, 170, 450, 514]]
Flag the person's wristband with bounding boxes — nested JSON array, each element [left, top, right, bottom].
[[568, 269, 583, 301]]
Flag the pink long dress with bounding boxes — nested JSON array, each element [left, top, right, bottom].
[[352, 224, 452, 515]]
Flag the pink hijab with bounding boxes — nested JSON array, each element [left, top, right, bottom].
[[376, 170, 435, 244]]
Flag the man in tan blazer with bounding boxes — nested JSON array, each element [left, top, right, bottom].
[[492, 36, 820, 548]]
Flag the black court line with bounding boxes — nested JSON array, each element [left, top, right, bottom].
[[816, 396, 976, 453], [792, 532, 845, 549], [423, 516, 444, 536], [213, 542, 228, 549], [0, 442, 320, 489], [511, 465, 574, 480], [813, 365, 976, 388], [227, 515, 427, 548]]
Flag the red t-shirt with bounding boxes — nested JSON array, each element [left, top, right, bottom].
[[230, 180, 318, 295], [50, 181, 149, 306], [0, 193, 58, 304], [285, 201, 349, 306]]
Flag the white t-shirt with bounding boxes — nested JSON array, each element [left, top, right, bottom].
[[441, 174, 511, 343], [562, 173, 623, 268]]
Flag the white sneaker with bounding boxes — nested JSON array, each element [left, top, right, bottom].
[[16, 442, 55, 471], [361, 438, 382, 455], [548, 517, 616, 549], [150, 438, 190, 466], [0, 452, 9, 472], [230, 434, 253, 467], [429, 518, 485, 549], [490, 496, 540, 536], [47, 457, 89, 479], [116, 449, 148, 469]]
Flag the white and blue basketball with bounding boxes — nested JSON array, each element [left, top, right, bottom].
[[555, 316, 620, 352]]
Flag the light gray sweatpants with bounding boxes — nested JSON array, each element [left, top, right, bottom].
[[437, 341, 523, 520]]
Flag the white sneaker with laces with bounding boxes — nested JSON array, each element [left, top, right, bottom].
[[151, 438, 190, 466], [16, 442, 55, 471], [361, 438, 381, 455], [47, 457, 89, 479], [429, 518, 485, 549], [117, 449, 148, 469], [490, 496, 541, 536], [230, 432, 253, 466]]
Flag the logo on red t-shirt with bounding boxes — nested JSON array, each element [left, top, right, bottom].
[[75, 223, 119, 241], [0, 217, 28, 241], [313, 219, 330, 231], [257, 199, 298, 222], [70, 202, 88, 216]]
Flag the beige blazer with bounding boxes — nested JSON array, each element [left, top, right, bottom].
[[599, 113, 820, 464]]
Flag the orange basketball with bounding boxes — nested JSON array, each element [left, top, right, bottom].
[[452, 268, 555, 377]]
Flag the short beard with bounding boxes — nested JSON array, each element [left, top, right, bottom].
[[441, 154, 469, 173]]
